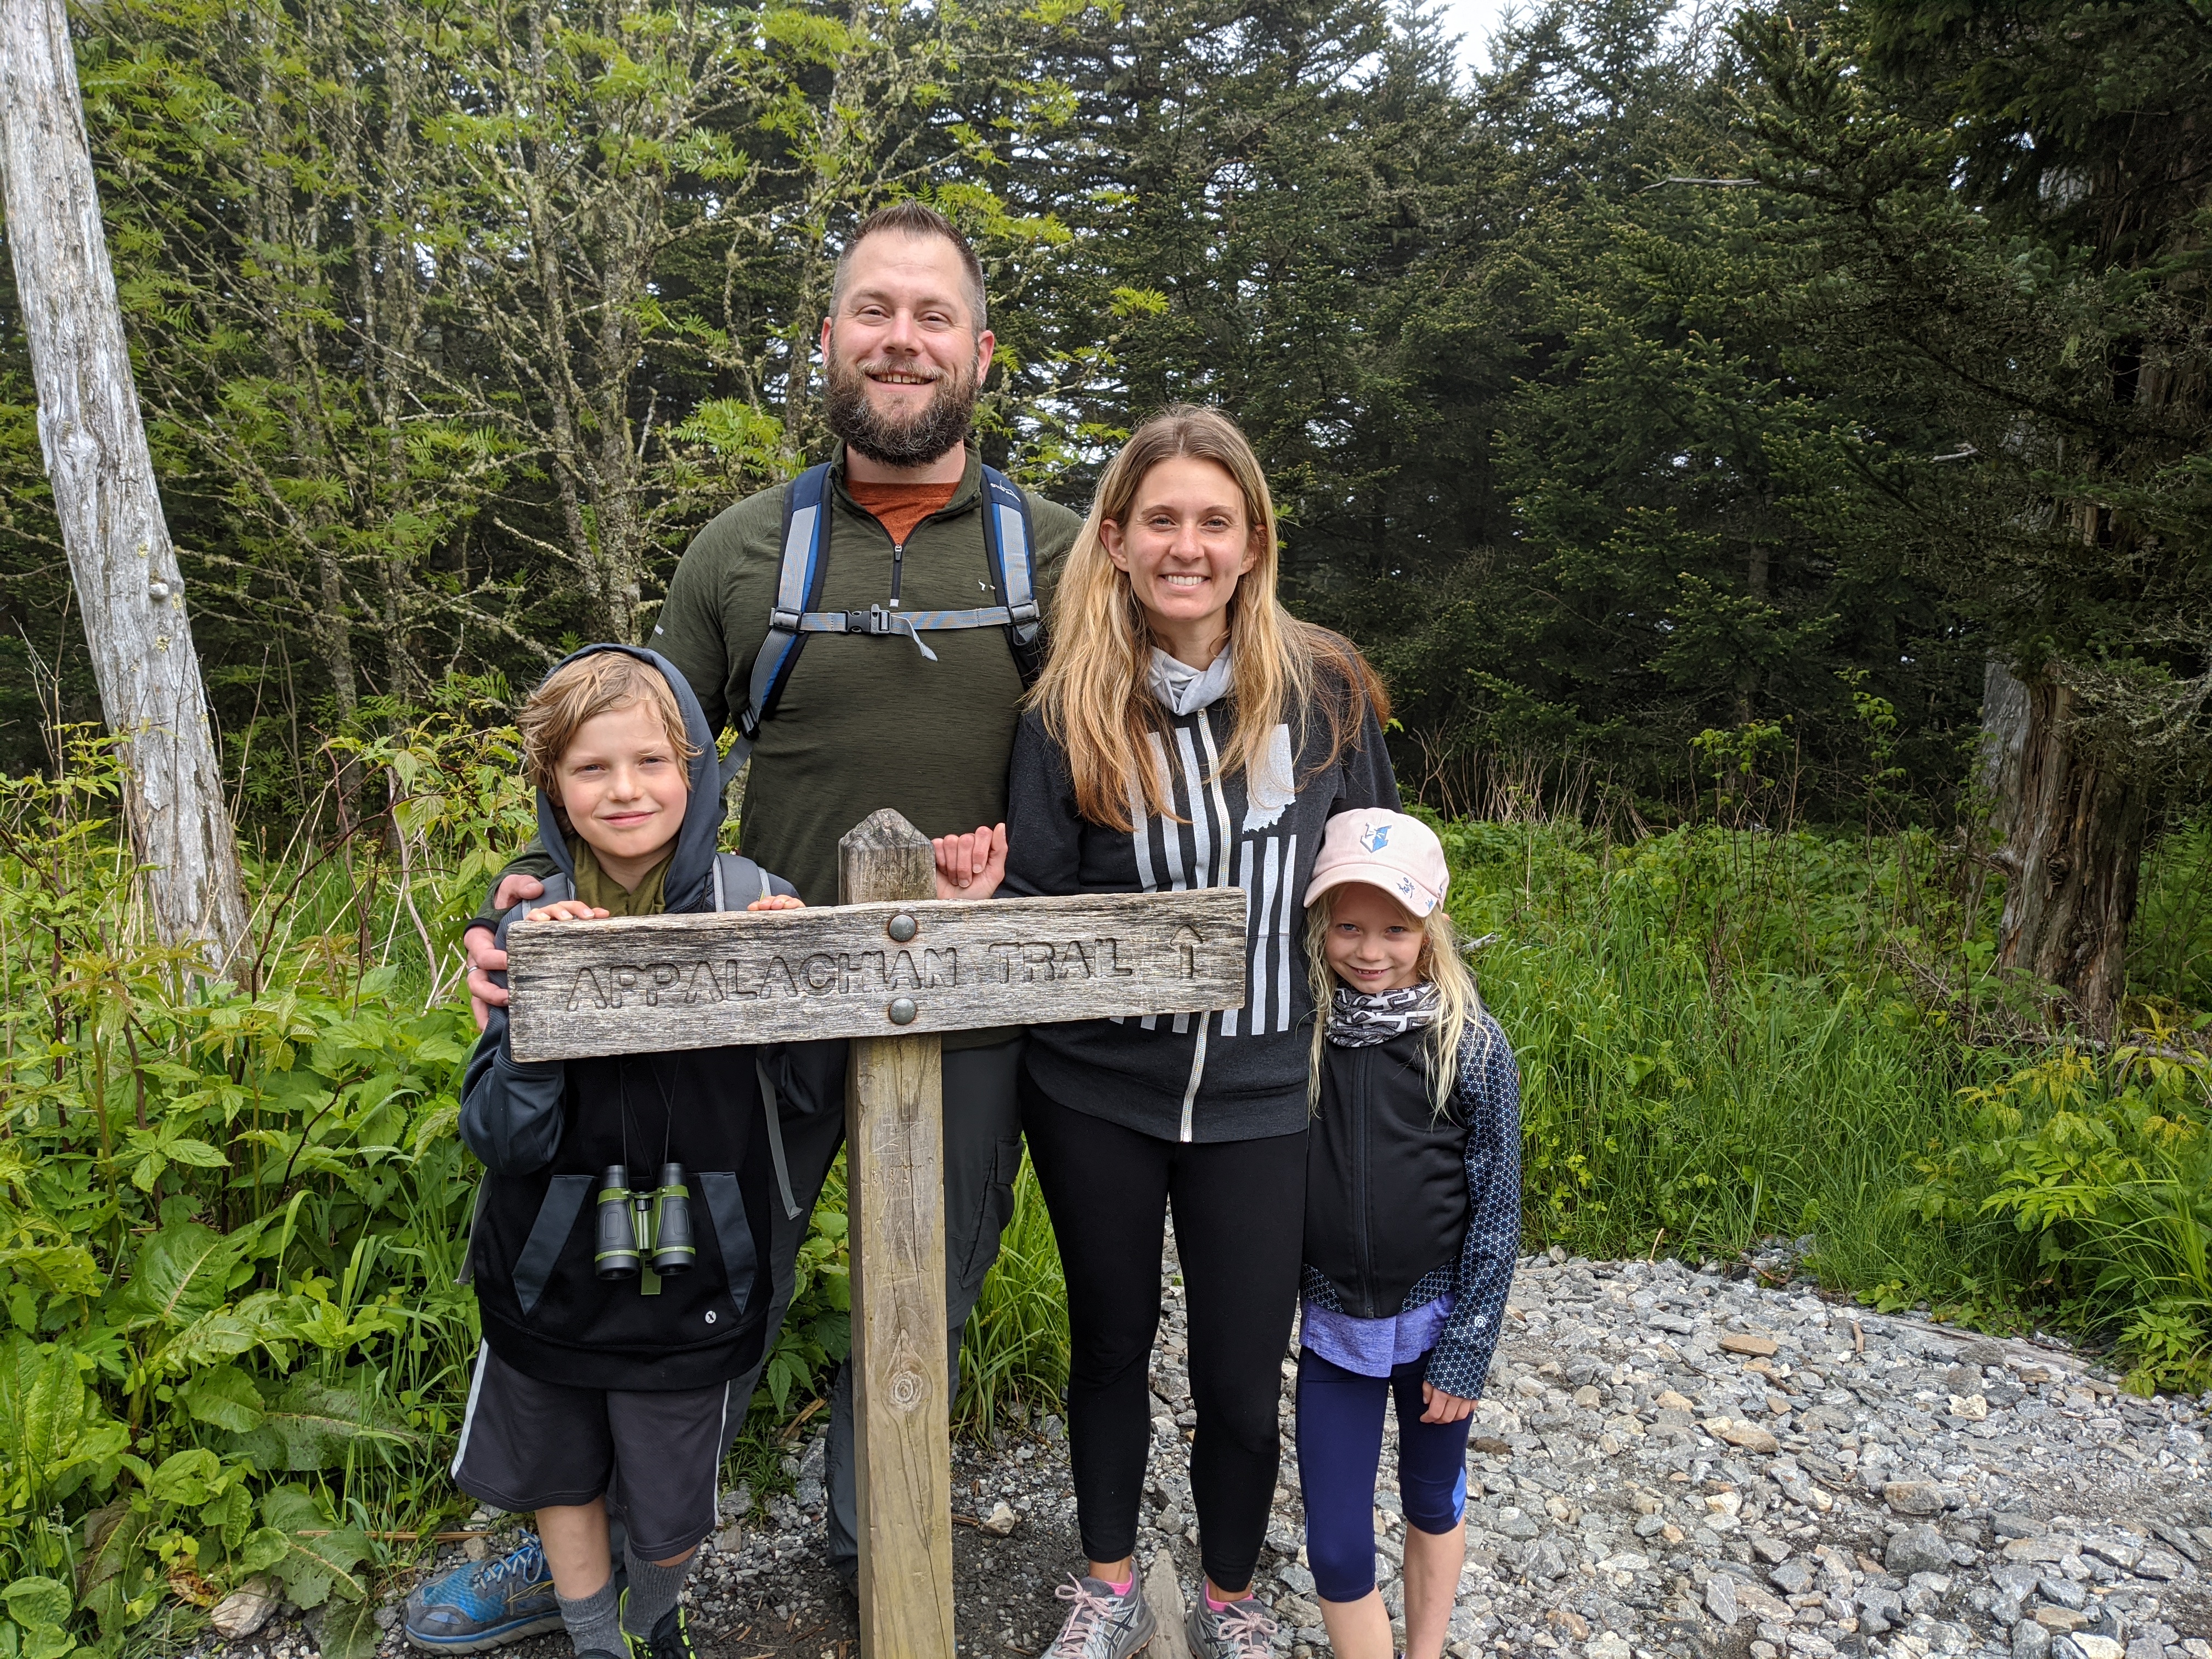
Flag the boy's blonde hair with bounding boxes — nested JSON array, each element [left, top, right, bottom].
[[1306, 883, 1487, 1114], [518, 653, 699, 806], [1029, 404, 1389, 831]]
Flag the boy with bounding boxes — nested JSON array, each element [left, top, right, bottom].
[[441, 645, 801, 1659]]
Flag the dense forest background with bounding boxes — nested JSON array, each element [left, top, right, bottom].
[[3, 0, 2201, 838], [3, 2, 2212, 1651]]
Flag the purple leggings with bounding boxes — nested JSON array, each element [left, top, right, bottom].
[[1295, 1346, 1471, 1604]]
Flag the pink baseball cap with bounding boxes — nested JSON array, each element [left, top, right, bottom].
[[1303, 809, 1449, 917]]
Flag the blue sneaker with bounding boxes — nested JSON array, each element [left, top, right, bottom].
[[404, 1535, 565, 1653]]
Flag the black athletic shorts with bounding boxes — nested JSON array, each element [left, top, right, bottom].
[[449, 1342, 737, 1560]]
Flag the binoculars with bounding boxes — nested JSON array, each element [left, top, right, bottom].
[[594, 1163, 696, 1281]]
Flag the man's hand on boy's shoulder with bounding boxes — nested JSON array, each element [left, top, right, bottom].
[[465, 871, 550, 1029]]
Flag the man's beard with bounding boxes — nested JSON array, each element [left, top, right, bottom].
[[822, 341, 980, 468]]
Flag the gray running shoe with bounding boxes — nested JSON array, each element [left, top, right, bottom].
[[1183, 1596, 1278, 1658], [1045, 1575, 1156, 1658]]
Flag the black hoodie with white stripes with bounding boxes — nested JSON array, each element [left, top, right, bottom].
[[1002, 669, 1398, 1144]]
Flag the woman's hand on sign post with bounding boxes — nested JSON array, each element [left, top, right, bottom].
[[933, 822, 1006, 900]]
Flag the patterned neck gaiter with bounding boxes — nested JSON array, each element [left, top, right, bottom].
[[1325, 981, 1441, 1048]]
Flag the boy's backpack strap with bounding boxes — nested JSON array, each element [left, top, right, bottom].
[[492, 872, 575, 947], [721, 464, 835, 788], [981, 465, 1045, 687], [709, 851, 773, 912]]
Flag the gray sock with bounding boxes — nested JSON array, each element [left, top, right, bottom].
[[618, 1546, 693, 1639], [557, 1578, 623, 1657]]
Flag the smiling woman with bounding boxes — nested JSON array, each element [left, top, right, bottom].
[[980, 405, 1401, 1656]]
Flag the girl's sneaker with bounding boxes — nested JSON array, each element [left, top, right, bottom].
[[1182, 1596, 1278, 1658], [1045, 1575, 1156, 1658]]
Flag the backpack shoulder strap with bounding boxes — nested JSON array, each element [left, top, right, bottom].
[[979, 464, 1045, 687], [710, 851, 773, 912], [721, 464, 834, 788], [493, 871, 574, 945]]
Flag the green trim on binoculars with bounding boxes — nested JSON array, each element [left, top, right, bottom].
[[599, 1186, 632, 1205]]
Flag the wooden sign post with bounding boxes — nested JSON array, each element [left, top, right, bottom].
[[505, 809, 1248, 1658]]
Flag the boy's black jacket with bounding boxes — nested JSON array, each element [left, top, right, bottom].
[[460, 644, 796, 1392]]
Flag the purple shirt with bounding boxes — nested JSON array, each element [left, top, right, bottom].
[[1299, 1293, 1455, 1379]]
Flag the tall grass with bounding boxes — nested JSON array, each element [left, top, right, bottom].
[[1443, 817, 2013, 1285], [1441, 811, 2212, 1391], [957, 1157, 1068, 1440]]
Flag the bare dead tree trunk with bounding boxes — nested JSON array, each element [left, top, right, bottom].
[[1981, 657, 2145, 1036], [1, 0, 250, 972]]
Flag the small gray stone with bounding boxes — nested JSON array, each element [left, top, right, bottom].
[[1751, 1534, 1793, 1564], [1887, 1480, 1948, 1516], [1888, 1523, 1956, 1577], [1771, 1558, 1816, 1596], [2014, 1628, 2053, 1659], [2040, 1575, 2090, 1611], [1496, 1508, 1541, 1540], [1706, 1574, 1740, 1626], [1998, 1514, 2046, 1541], [1857, 1586, 1901, 1634], [1527, 1539, 1571, 1581]]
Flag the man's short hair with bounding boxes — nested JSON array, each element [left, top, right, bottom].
[[518, 652, 698, 803], [831, 201, 988, 332]]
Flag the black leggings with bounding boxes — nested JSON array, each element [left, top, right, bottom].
[[1020, 1068, 1306, 1593]]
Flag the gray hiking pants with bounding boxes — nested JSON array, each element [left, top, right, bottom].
[[721, 1036, 1025, 1579]]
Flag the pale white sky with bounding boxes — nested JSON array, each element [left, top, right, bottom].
[[1429, 0, 1521, 70]]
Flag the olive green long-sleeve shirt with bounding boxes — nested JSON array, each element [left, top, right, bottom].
[[476, 443, 1080, 1046]]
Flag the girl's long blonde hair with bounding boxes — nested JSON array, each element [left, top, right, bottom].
[[1306, 887, 1487, 1115], [1031, 405, 1388, 830]]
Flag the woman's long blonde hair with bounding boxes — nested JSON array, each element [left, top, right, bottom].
[[1031, 405, 1388, 830], [1305, 887, 1487, 1115]]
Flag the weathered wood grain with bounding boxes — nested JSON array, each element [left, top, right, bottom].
[[840, 811, 952, 1659], [504, 885, 1249, 1062]]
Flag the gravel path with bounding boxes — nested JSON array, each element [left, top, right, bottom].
[[217, 1241, 2211, 1659]]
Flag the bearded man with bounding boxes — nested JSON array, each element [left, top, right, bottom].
[[413, 204, 1081, 1651]]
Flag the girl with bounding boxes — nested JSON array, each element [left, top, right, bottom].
[[938, 405, 1397, 1659], [1296, 808, 1521, 1659]]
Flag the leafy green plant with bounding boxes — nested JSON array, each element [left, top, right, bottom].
[[0, 722, 851, 1657], [1918, 1036, 2212, 1394]]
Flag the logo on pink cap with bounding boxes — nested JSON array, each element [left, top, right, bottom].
[[1304, 809, 1449, 917]]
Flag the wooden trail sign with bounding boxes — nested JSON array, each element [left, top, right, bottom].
[[503, 881, 1248, 1062], [503, 810, 1249, 1657]]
